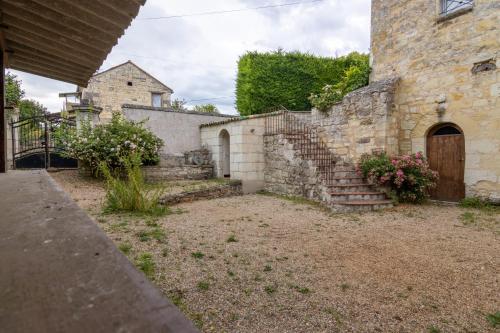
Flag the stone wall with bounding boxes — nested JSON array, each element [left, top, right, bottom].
[[142, 165, 213, 182], [311, 78, 399, 164], [160, 180, 242, 205], [371, 0, 500, 201], [263, 134, 330, 202], [200, 115, 267, 193], [80, 61, 173, 121], [123, 105, 233, 156]]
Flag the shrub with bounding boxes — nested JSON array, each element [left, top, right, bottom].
[[55, 113, 163, 173], [100, 153, 167, 215], [359, 151, 439, 203], [309, 57, 370, 112], [193, 104, 219, 113], [236, 50, 369, 116]]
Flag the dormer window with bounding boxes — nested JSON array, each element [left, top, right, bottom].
[[440, 0, 473, 15]]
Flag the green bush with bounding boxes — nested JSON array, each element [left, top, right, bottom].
[[100, 153, 167, 215], [309, 58, 370, 112], [236, 50, 369, 116], [359, 151, 439, 203], [55, 113, 163, 173]]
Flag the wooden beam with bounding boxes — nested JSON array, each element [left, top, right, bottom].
[[25, 0, 125, 34], [9, 59, 88, 86], [8, 63, 87, 86], [0, 46, 6, 173], [5, 27, 105, 63], [2, 1, 117, 45], [12, 53, 93, 78], [2, 11, 113, 52], [5, 34, 105, 69], [7, 40, 95, 73]]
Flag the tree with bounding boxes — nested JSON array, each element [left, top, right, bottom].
[[193, 104, 219, 113], [19, 99, 48, 119], [171, 98, 187, 111], [5, 72, 25, 107]]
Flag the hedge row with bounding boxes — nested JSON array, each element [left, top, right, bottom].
[[235, 50, 369, 116]]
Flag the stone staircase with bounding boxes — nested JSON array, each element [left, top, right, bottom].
[[280, 116, 393, 212]]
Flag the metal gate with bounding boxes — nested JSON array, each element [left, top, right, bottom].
[[10, 114, 78, 169]]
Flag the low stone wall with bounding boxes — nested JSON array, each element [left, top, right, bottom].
[[160, 180, 242, 205], [263, 134, 329, 202], [142, 165, 213, 182], [311, 78, 399, 164]]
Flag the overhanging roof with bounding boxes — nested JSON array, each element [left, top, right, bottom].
[[1, 0, 146, 86]]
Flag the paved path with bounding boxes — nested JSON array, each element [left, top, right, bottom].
[[0, 170, 198, 333]]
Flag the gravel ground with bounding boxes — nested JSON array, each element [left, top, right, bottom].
[[51, 170, 500, 333]]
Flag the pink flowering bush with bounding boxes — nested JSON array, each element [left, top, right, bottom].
[[359, 151, 439, 203], [54, 113, 163, 175]]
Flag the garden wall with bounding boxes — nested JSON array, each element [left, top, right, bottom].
[[123, 105, 234, 156], [263, 134, 330, 202], [200, 115, 267, 193], [311, 78, 399, 164]]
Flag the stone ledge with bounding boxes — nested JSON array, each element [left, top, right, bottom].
[[436, 5, 473, 23], [160, 180, 243, 205]]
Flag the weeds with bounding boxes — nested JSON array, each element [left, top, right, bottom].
[[460, 212, 475, 225], [118, 242, 132, 255], [263, 265, 272, 272], [226, 235, 238, 243], [486, 312, 500, 328], [197, 281, 210, 291], [264, 285, 277, 295], [191, 251, 205, 259], [427, 325, 441, 333], [135, 252, 155, 279], [100, 153, 168, 216]]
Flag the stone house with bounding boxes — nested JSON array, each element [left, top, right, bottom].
[[65, 61, 174, 121], [371, 0, 499, 202], [199, 0, 499, 206]]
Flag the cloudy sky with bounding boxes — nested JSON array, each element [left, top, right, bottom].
[[9, 0, 371, 115]]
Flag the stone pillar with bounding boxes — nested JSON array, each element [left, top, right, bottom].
[[6, 107, 19, 170], [70, 105, 102, 131]]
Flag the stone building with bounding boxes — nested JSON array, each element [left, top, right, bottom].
[[70, 61, 173, 121], [371, 0, 499, 202]]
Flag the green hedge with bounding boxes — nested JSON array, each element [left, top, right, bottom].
[[235, 50, 369, 116]]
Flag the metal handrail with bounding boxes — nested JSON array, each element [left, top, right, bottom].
[[264, 110, 337, 183]]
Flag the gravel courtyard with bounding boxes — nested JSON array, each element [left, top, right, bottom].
[[51, 170, 499, 333]]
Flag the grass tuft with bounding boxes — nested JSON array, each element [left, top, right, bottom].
[[118, 242, 132, 255], [191, 251, 205, 259], [197, 281, 210, 291], [486, 312, 500, 328], [226, 235, 238, 243], [135, 252, 155, 279]]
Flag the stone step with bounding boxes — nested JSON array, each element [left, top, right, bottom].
[[330, 192, 387, 202], [330, 200, 394, 212], [328, 184, 374, 192], [324, 176, 365, 185]]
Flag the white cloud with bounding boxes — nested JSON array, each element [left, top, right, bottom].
[[9, 0, 371, 115]]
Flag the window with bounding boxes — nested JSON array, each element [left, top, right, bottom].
[[440, 0, 473, 15], [127, 81, 133, 86], [152, 93, 162, 107]]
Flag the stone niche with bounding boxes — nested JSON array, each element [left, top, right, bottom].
[[311, 78, 400, 164]]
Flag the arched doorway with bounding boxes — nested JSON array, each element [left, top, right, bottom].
[[426, 123, 465, 201], [219, 129, 230, 178]]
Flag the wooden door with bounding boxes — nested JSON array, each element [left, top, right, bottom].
[[427, 125, 465, 201]]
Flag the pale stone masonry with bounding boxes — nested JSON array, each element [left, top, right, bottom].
[[371, 0, 500, 201], [200, 115, 267, 193], [311, 78, 399, 164], [79, 61, 173, 121]]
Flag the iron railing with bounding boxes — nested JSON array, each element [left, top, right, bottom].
[[264, 110, 337, 183], [440, 0, 473, 15]]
